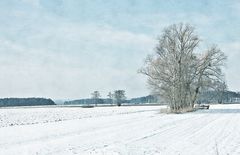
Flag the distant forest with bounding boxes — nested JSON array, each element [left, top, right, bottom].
[[198, 91, 240, 104], [64, 95, 161, 105], [0, 91, 239, 107], [0, 98, 55, 107], [65, 91, 240, 106]]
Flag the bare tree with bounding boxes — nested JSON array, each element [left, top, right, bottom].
[[107, 92, 113, 105], [139, 23, 227, 112], [214, 81, 227, 104], [113, 90, 126, 106], [91, 91, 101, 106]]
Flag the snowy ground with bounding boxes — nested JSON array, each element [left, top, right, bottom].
[[1, 104, 240, 155]]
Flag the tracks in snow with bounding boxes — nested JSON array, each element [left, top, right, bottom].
[[1, 105, 240, 155]]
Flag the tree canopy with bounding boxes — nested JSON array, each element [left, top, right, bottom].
[[140, 23, 227, 112]]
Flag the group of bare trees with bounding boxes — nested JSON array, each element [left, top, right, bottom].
[[140, 23, 227, 112], [91, 90, 126, 106]]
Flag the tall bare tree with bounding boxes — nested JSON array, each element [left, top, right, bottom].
[[139, 23, 227, 112]]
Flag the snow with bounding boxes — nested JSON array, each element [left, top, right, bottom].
[[1, 104, 240, 155]]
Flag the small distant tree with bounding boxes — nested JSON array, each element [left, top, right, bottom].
[[107, 92, 113, 105], [113, 90, 126, 106], [214, 81, 227, 104], [91, 91, 101, 106]]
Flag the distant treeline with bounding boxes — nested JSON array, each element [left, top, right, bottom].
[[1, 91, 239, 107], [0, 98, 56, 107], [64, 91, 240, 106], [64, 95, 161, 105], [198, 91, 240, 104]]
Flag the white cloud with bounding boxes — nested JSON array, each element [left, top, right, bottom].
[[0, 22, 154, 99], [21, 0, 40, 7], [231, 0, 240, 15], [221, 42, 240, 92]]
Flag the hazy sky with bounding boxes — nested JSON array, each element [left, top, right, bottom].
[[0, 0, 239, 99]]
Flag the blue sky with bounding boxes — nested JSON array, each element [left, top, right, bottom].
[[0, 0, 239, 99]]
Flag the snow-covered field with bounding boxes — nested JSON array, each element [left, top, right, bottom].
[[1, 104, 240, 155]]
